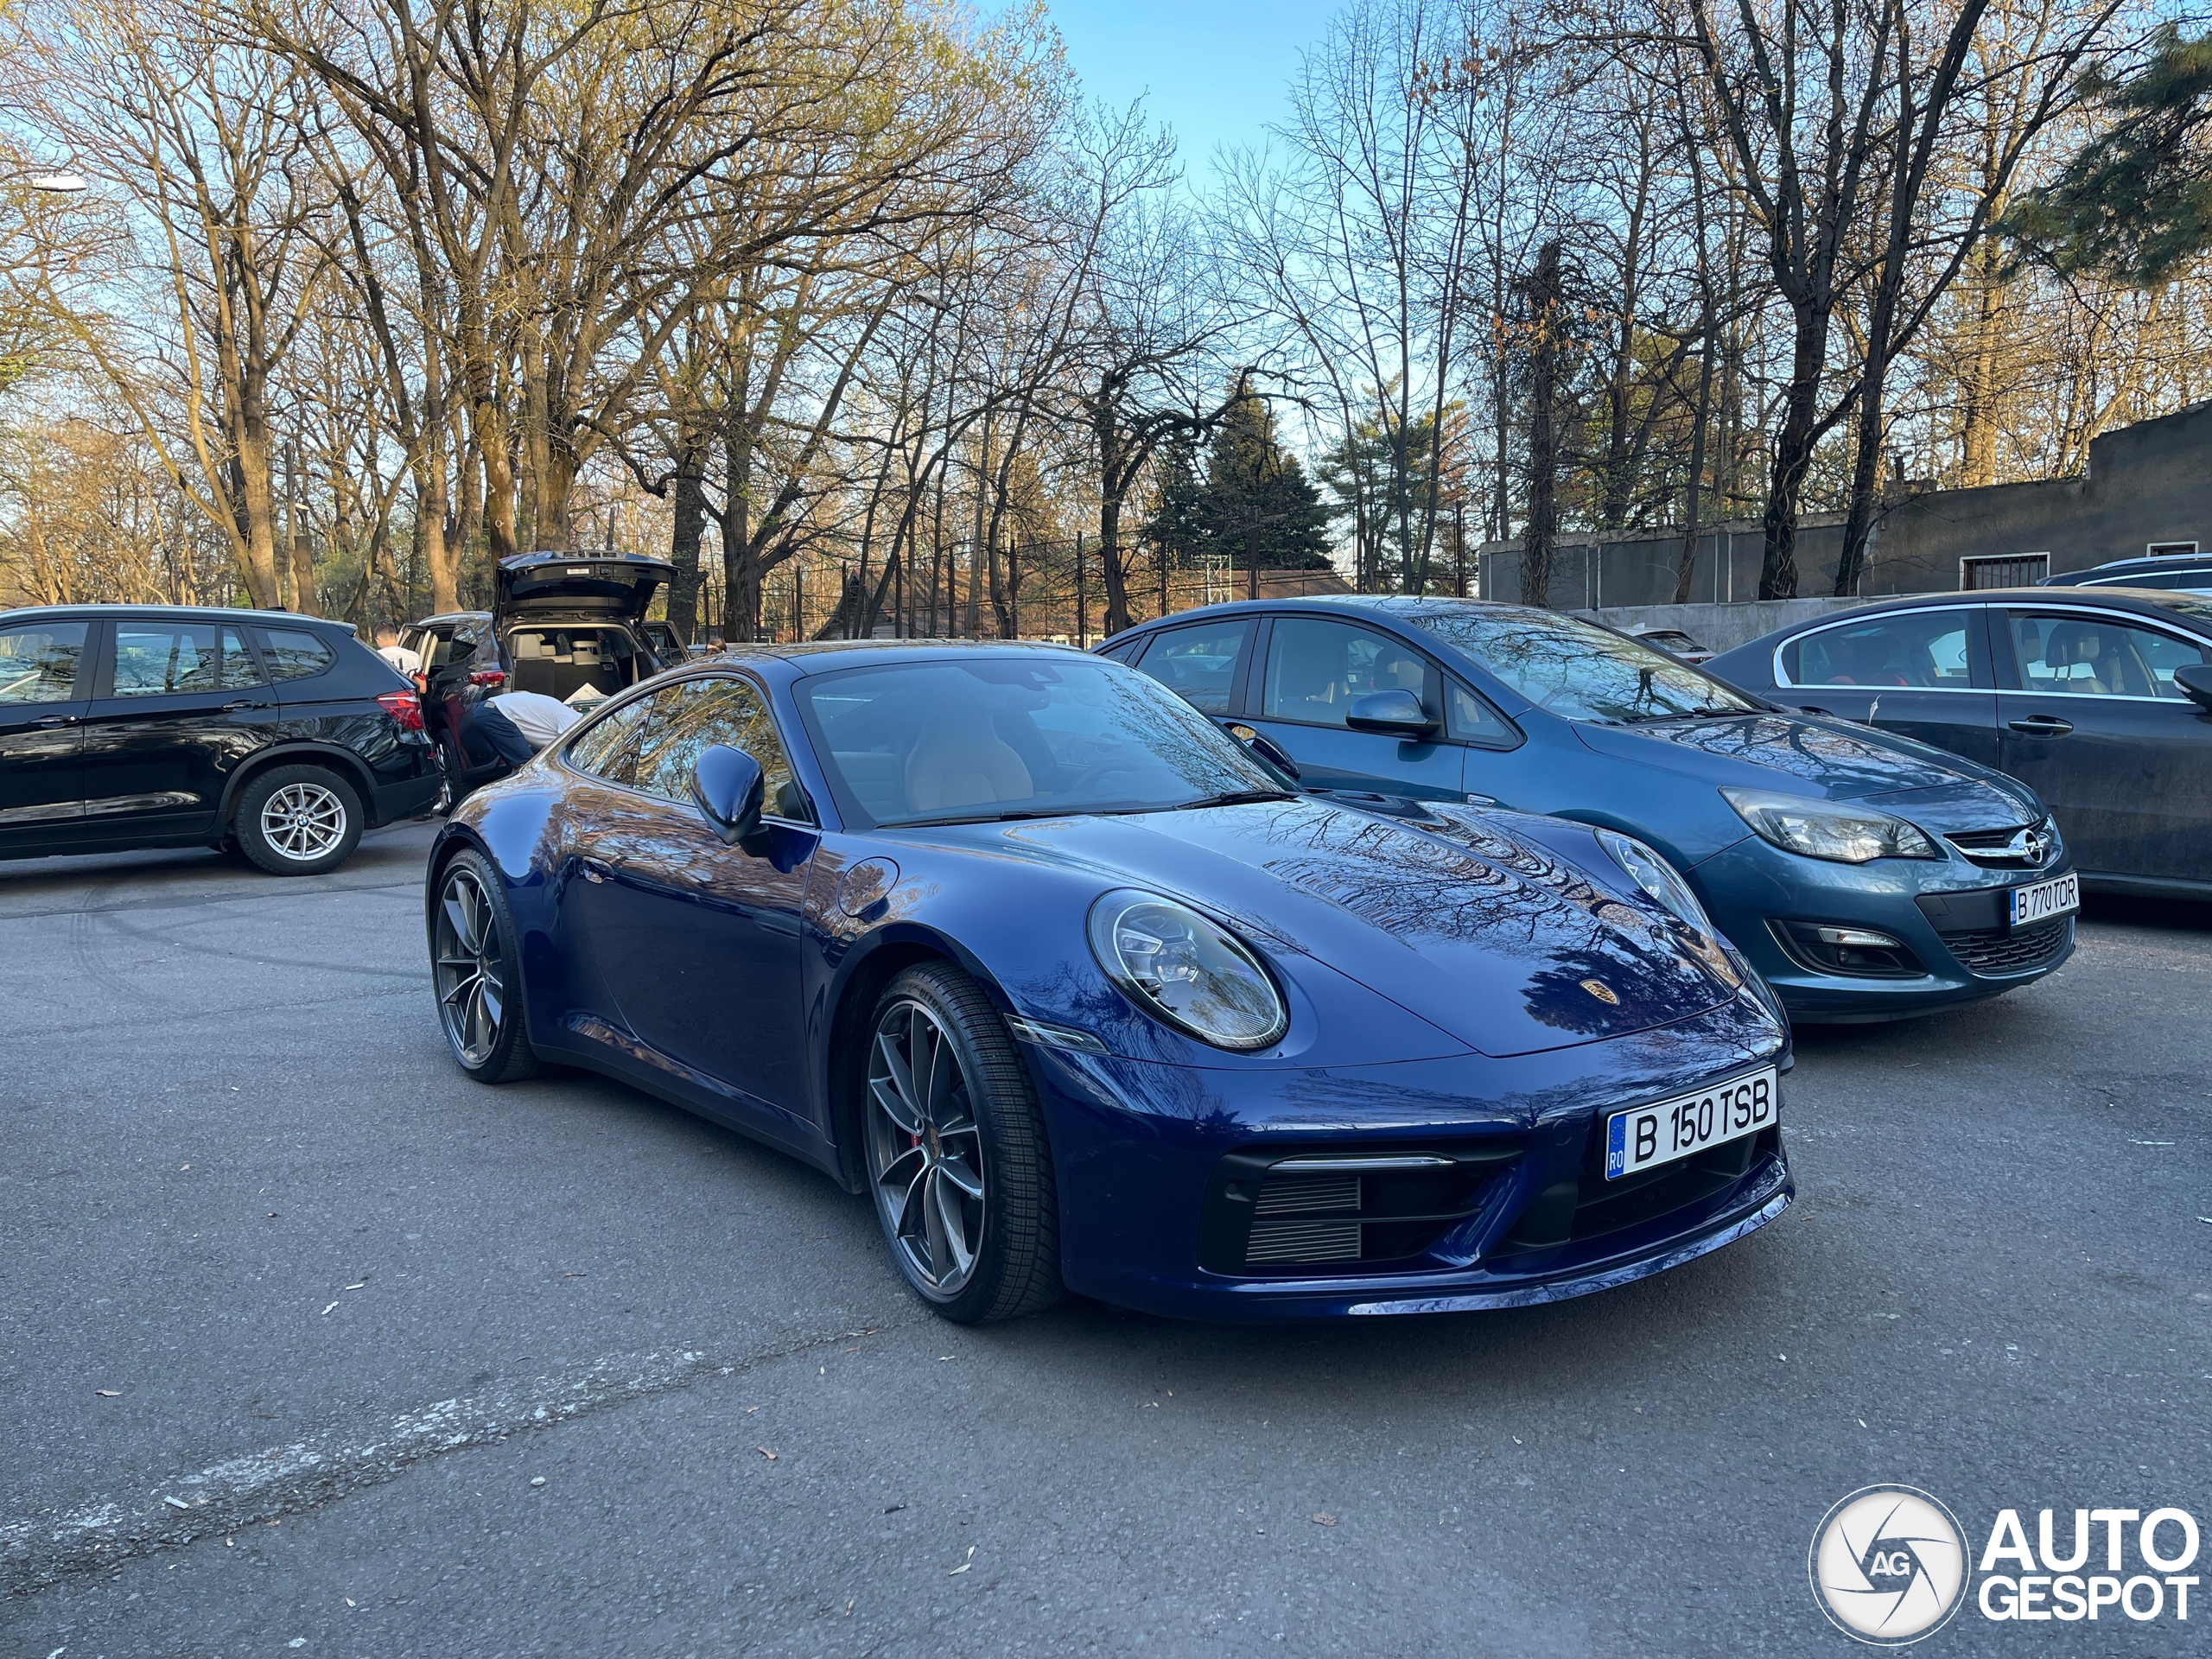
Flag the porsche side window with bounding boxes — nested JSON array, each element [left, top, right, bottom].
[[564, 696, 653, 785], [630, 677, 805, 818], [1131, 620, 1250, 715]]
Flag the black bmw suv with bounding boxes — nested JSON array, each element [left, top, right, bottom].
[[0, 606, 441, 875]]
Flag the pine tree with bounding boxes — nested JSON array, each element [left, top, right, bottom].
[[1198, 390, 1333, 572], [2005, 27, 2212, 287], [1141, 436, 1210, 570]]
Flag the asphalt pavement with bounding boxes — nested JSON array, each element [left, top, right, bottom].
[[2, 821, 2205, 1656]]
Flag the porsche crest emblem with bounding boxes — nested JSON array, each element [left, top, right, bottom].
[[1580, 978, 1620, 1005]]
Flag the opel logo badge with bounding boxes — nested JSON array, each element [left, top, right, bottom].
[[2008, 826, 2050, 868], [1580, 978, 1619, 1005]]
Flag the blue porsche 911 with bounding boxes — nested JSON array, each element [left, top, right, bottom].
[[425, 641, 1793, 1323]]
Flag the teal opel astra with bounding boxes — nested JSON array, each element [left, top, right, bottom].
[[1103, 596, 2077, 1023]]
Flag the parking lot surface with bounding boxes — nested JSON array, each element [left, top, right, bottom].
[[2, 821, 2205, 1656]]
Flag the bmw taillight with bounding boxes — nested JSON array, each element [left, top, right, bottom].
[[467, 669, 507, 688], [376, 690, 426, 733]]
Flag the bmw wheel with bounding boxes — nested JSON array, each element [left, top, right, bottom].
[[431, 850, 541, 1082], [234, 765, 364, 876], [863, 964, 1063, 1324], [438, 734, 478, 812]]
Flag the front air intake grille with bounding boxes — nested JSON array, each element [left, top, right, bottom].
[[1245, 1219, 1364, 1263], [1943, 915, 2072, 976], [1494, 1124, 1782, 1258], [1254, 1174, 1360, 1216], [1198, 1147, 1522, 1277]]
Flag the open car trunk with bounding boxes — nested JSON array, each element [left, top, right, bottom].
[[491, 551, 675, 707], [502, 625, 648, 705]]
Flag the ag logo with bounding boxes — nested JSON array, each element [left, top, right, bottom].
[[1809, 1485, 1970, 1645]]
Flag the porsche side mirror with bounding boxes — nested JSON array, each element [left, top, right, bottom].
[[2176, 663, 2212, 715], [692, 744, 766, 848], [1344, 688, 1439, 737], [1224, 722, 1302, 783]]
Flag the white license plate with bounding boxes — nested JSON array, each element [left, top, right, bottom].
[[1605, 1068, 1777, 1181], [2009, 872, 2078, 928]]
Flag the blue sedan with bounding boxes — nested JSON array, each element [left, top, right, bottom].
[[1103, 597, 2079, 1021], [426, 641, 1791, 1323]]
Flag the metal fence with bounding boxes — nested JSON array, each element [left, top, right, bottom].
[[750, 537, 1339, 647]]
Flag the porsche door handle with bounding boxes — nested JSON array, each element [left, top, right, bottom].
[[2008, 715, 2074, 737], [34, 714, 79, 728], [1795, 704, 1834, 717]]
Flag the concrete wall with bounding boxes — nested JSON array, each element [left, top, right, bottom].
[[1478, 515, 1853, 607], [1476, 397, 2212, 604], [1569, 597, 1864, 654], [1877, 397, 2212, 587]]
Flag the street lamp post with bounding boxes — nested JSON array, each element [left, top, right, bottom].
[[3, 168, 88, 194]]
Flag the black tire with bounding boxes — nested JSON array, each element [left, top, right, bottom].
[[436, 736, 470, 813], [862, 963, 1064, 1325], [232, 765, 365, 876], [429, 849, 541, 1082]]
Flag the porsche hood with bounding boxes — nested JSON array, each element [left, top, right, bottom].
[[974, 799, 1754, 1059]]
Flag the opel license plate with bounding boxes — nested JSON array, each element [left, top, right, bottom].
[[2009, 872, 2078, 928], [1605, 1068, 1777, 1181]]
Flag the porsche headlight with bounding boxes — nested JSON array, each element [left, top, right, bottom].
[[1087, 890, 1287, 1051], [1719, 787, 1941, 864], [1596, 829, 1714, 936]]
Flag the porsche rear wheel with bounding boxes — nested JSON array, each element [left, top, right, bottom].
[[863, 964, 1063, 1324], [432, 850, 540, 1083]]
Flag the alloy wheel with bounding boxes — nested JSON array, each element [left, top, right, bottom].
[[865, 997, 987, 1298], [434, 865, 505, 1066], [259, 780, 348, 861]]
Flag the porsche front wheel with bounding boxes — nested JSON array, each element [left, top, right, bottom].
[[862, 964, 1063, 1324]]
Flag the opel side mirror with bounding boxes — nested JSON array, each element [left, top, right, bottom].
[[1344, 688, 1440, 737], [692, 744, 766, 848]]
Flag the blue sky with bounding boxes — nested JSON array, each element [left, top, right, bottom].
[[1044, 0, 1344, 179]]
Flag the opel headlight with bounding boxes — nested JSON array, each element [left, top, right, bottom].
[[1087, 890, 1287, 1051], [1720, 787, 1941, 864], [1596, 829, 1715, 936]]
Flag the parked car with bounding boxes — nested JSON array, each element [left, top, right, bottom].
[[415, 551, 677, 798], [1634, 627, 1714, 665], [1706, 588, 2212, 896], [0, 604, 439, 874], [427, 640, 1792, 1322], [1103, 596, 2077, 1022], [396, 610, 490, 680], [2038, 553, 2212, 591]]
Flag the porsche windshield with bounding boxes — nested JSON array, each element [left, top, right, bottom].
[[1411, 608, 1760, 723], [797, 656, 1287, 828]]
